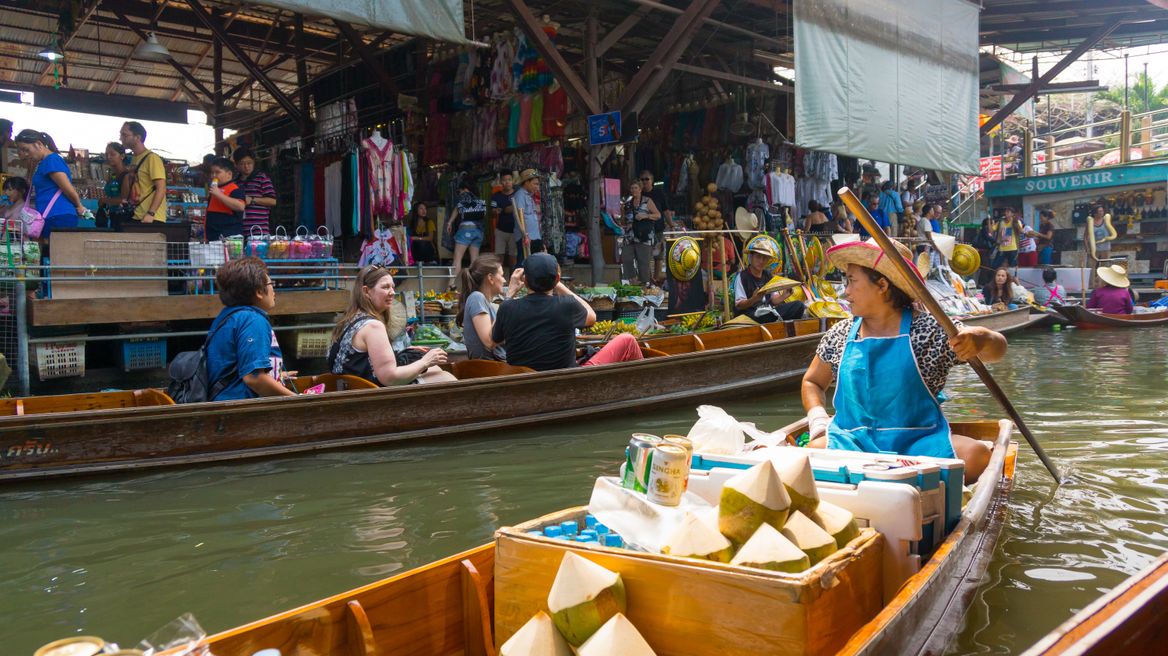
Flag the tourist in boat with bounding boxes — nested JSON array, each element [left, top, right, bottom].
[[458, 254, 522, 361], [982, 267, 1018, 308], [491, 252, 644, 371], [330, 265, 456, 385], [734, 240, 806, 322], [1030, 268, 1065, 308], [1087, 265, 1134, 315], [801, 239, 1007, 483], [206, 257, 296, 400]]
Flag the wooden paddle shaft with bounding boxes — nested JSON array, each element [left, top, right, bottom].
[[838, 187, 1062, 483]]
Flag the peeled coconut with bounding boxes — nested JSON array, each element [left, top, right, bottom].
[[662, 512, 734, 563], [781, 511, 839, 566], [547, 552, 627, 646], [577, 613, 656, 656], [499, 611, 572, 656], [811, 500, 861, 548], [718, 461, 792, 547], [729, 522, 810, 573], [773, 453, 820, 516]]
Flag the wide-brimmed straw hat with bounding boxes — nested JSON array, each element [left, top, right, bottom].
[[950, 243, 981, 277], [745, 234, 776, 258], [517, 168, 539, 185], [735, 207, 760, 238], [1097, 264, 1130, 288], [826, 238, 923, 297], [668, 237, 701, 281]]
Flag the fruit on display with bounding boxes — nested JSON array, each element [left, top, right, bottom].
[[692, 184, 724, 231], [729, 523, 811, 573], [586, 320, 641, 336], [500, 611, 572, 656], [661, 512, 735, 563], [780, 511, 839, 566], [773, 453, 820, 516], [547, 552, 628, 646], [668, 313, 717, 334], [718, 460, 792, 547], [811, 500, 861, 549], [576, 613, 657, 656]]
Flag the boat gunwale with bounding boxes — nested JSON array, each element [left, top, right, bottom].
[[1056, 304, 1168, 327]]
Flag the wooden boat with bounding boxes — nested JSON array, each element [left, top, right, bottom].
[[1029, 305, 1071, 329], [0, 388, 173, 416], [1055, 303, 1168, 328], [0, 318, 834, 483], [1023, 552, 1168, 656], [960, 306, 1040, 334], [182, 419, 1017, 656]]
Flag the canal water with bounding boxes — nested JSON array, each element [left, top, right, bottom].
[[2, 328, 1166, 655]]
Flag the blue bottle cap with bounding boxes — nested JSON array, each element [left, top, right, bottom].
[[543, 525, 564, 538], [585, 514, 598, 529], [594, 523, 610, 535], [602, 534, 624, 548], [574, 535, 597, 543], [559, 521, 579, 535], [579, 530, 598, 540]]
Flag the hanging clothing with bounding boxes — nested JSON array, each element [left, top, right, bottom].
[[298, 161, 315, 230], [324, 160, 343, 236], [746, 141, 770, 190], [716, 159, 744, 192]]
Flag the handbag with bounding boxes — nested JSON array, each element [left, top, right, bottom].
[[23, 191, 57, 239]]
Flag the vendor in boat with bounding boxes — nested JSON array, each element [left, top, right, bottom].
[[491, 252, 644, 371], [800, 239, 1008, 483], [1087, 265, 1134, 315], [207, 257, 297, 400], [733, 240, 806, 322], [329, 265, 457, 385]]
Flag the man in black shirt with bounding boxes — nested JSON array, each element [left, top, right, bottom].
[[640, 170, 672, 284], [490, 171, 517, 268], [492, 253, 644, 371]]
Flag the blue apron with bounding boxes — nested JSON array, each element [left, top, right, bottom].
[[827, 310, 956, 459]]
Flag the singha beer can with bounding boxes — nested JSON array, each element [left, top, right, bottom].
[[661, 435, 693, 491], [622, 433, 661, 492], [646, 443, 690, 506]]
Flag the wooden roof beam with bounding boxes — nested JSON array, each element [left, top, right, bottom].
[[334, 20, 399, 98], [502, 0, 600, 116], [673, 62, 791, 93], [618, 0, 723, 117], [107, 3, 215, 101], [596, 6, 652, 57], [628, 0, 788, 51]]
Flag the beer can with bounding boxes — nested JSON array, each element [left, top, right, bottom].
[[623, 433, 661, 492], [661, 435, 693, 491], [646, 443, 690, 506]]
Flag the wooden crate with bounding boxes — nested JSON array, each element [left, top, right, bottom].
[[495, 507, 883, 656]]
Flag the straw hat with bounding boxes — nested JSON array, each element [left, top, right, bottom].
[[1007, 135, 1020, 145], [1097, 264, 1130, 288], [735, 206, 760, 238], [950, 244, 981, 277], [744, 234, 777, 259], [388, 298, 408, 338], [808, 300, 849, 319], [667, 236, 701, 281], [723, 313, 760, 327], [825, 238, 924, 297], [915, 251, 932, 277], [517, 168, 539, 185], [759, 275, 801, 295]]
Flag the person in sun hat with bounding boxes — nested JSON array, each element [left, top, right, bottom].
[[733, 237, 805, 322], [1087, 264, 1134, 315], [800, 238, 1008, 483], [511, 168, 544, 263]]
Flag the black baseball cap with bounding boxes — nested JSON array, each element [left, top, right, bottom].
[[523, 253, 560, 293]]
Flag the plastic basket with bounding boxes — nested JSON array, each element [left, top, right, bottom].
[[35, 341, 85, 380], [295, 329, 332, 359], [117, 337, 167, 372]]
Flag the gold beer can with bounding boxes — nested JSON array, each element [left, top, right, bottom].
[[646, 443, 690, 506]]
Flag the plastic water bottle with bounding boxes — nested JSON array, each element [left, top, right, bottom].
[[559, 521, 579, 537], [543, 525, 564, 538], [585, 514, 598, 529], [602, 533, 624, 548], [594, 523, 610, 535]]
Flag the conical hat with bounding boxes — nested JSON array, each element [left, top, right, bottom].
[[930, 233, 957, 260], [668, 237, 701, 281], [916, 251, 932, 277], [950, 244, 981, 277], [759, 275, 802, 294], [723, 313, 760, 327], [808, 300, 849, 319]]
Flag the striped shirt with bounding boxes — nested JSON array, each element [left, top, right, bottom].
[[240, 171, 276, 235]]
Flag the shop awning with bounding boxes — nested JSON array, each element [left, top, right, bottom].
[[249, 0, 468, 44]]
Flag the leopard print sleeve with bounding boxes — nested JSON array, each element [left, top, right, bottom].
[[815, 317, 856, 378], [910, 313, 964, 396]]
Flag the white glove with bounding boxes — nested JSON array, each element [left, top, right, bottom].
[[807, 406, 831, 440]]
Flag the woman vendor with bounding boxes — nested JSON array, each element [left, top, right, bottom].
[[800, 239, 1007, 483], [329, 265, 457, 385], [1087, 264, 1134, 315]]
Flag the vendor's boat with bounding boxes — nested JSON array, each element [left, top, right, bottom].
[[172, 419, 1018, 656], [1055, 304, 1168, 328], [959, 306, 1039, 334], [1029, 305, 1071, 329], [0, 318, 834, 483], [1022, 552, 1168, 656]]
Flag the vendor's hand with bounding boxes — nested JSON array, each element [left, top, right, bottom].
[[948, 327, 983, 362], [807, 406, 831, 440], [422, 348, 448, 367]]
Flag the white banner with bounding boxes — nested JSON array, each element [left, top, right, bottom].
[[795, 0, 980, 175], [253, 0, 467, 44]]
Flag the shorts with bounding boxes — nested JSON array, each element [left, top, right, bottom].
[[454, 223, 483, 248], [1018, 251, 1038, 267], [494, 229, 516, 256]]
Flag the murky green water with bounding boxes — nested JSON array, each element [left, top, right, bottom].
[[2, 328, 1166, 655]]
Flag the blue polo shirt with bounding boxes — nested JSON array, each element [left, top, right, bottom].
[[31, 153, 78, 218], [206, 306, 284, 401]]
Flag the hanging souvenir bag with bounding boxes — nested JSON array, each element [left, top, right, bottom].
[[291, 225, 315, 259], [313, 226, 334, 259], [223, 233, 246, 260], [267, 225, 290, 259], [247, 225, 270, 258]]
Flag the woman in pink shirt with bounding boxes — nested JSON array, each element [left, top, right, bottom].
[[1087, 265, 1134, 315]]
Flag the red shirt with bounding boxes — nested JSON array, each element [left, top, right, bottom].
[[207, 181, 241, 215]]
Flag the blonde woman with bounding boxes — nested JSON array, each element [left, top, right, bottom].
[[329, 266, 456, 385]]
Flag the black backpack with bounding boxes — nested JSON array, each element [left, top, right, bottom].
[[167, 307, 250, 403]]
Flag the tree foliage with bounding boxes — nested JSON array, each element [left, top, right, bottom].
[[1094, 72, 1168, 113]]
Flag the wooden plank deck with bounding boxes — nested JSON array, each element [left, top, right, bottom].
[[30, 290, 350, 326]]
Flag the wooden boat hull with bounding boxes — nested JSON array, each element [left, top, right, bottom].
[[961, 307, 1037, 334], [1055, 303, 1168, 328], [0, 325, 825, 483], [1022, 552, 1168, 656], [176, 420, 1016, 656]]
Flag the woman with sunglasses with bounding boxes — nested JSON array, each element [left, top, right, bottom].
[[329, 265, 457, 385]]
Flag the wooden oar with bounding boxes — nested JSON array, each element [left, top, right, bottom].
[[838, 187, 1062, 483]]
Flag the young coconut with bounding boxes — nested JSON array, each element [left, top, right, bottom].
[[718, 460, 792, 547], [547, 551, 627, 646], [773, 452, 820, 516], [661, 512, 735, 563], [729, 522, 810, 573], [499, 611, 572, 656], [781, 510, 839, 566], [811, 500, 861, 549], [576, 613, 657, 656]]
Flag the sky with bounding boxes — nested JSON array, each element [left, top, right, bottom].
[[992, 43, 1168, 91]]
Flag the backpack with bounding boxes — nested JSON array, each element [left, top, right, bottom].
[[167, 307, 251, 403]]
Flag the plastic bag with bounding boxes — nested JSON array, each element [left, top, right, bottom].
[[137, 612, 214, 655], [634, 305, 658, 334], [686, 405, 746, 455], [587, 476, 714, 552]]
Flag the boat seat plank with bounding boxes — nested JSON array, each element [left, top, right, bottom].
[[450, 361, 536, 380], [793, 318, 823, 336], [640, 347, 670, 358], [0, 389, 175, 416], [698, 327, 765, 350], [346, 600, 377, 656]]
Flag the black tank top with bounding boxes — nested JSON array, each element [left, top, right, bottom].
[[327, 316, 381, 385]]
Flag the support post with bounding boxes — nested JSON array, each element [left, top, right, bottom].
[[16, 278, 28, 396], [584, 12, 606, 284], [213, 37, 224, 152], [1022, 127, 1033, 178], [294, 14, 313, 141], [1120, 110, 1132, 163]]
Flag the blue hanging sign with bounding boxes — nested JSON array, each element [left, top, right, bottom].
[[588, 111, 622, 146]]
